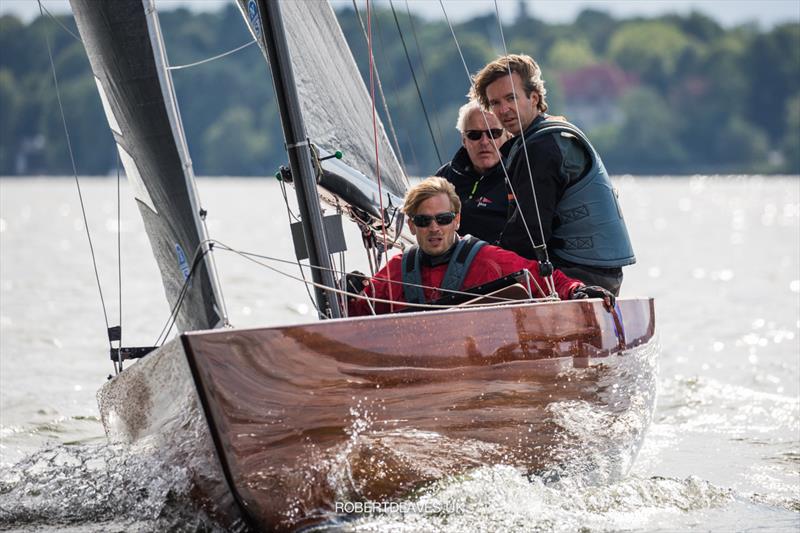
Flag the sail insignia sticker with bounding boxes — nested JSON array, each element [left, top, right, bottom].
[[175, 243, 191, 282], [247, 0, 262, 40]]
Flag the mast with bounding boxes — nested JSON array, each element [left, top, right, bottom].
[[256, 0, 341, 319]]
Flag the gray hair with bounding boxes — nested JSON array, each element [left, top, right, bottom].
[[455, 100, 482, 133]]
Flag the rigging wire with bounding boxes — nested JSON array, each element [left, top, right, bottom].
[[208, 239, 555, 311], [492, 2, 551, 259], [115, 152, 123, 373], [491, 0, 556, 295], [279, 178, 322, 315], [403, 0, 445, 151], [388, 0, 443, 166], [206, 238, 551, 302], [153, 244, 213, 346], [149, 1, 232, 326], [350, 0, 410, 177], [436, 1, 537, 255], [167, 39, 257, 71], [37, 0, 115, 360], [437, 0, 556, 297], [38, 3, 81, 42], [366, 0, 396, 311]]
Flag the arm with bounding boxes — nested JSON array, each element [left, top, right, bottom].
[[551, 268, 583, 301], [481, 245, 582, 300], [346, 256, 404, 316]]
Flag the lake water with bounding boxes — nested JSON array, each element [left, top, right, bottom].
[[0, 176, 798, 531]]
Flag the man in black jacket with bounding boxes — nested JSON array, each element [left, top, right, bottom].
[[436, 101, 511, 243], [472, 54, 635, 295]]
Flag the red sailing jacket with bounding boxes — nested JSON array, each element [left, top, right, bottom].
[[348, 244, 582, 316]]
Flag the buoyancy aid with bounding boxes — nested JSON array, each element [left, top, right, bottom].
[[506, 120, 636, 268], [401, 236, 486, 304]]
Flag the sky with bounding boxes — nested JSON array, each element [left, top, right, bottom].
[[2, 0, 798, 28]]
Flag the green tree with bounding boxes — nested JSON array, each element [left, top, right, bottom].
[[574, 9, 617, 54], [201, 106, 269, 175], [782, 94, 800, 173], [745, 24, 800, 143], [595, 87, 687, 173], [713, 115, 769, 170], [607, 21, 696, 86], [0, 69, 20, 173], [547, 39, 596, 72]]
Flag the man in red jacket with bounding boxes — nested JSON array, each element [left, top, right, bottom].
[[346, 177, 613, 316]]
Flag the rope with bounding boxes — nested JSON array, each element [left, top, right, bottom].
[[38, 0, 115, 359], [350, 0, 409, 177], [207, 239, 555, 308], [167, 39, 256, 71], [437, 0, 556, 297], [389, 0, 443, 166], [492, 1, 555, 295], [437, 1, 538, 258], [366, 0, 396, 312], [209, 240, 556, 312], [492, 2, 551, 257], [153, 243, 212, 346], [279, 177, 321, 315]]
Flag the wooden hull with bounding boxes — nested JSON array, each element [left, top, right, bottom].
[[178, 298, 657, 531]]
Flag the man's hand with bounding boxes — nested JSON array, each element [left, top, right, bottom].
[[570, 285, 615, 310], [344, 270, 368, 296]]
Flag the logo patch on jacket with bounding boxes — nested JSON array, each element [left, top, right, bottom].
[[475, 196, 493, 208]]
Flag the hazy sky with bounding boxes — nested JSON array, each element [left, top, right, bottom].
[[2, 0, 799, 28]]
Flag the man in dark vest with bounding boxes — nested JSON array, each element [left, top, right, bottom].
[[346, 177, 613, 316], [472, 54, 635, 295], [436, 101, 511, 243]]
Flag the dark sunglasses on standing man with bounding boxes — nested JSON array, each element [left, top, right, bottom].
[[464, 128, 504, 141], [412, 211, 457, 227]]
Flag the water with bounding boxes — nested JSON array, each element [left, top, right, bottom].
[[1, 176, 798, 531]]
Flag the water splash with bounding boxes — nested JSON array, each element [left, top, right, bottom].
[[0, 443, 225, 531]]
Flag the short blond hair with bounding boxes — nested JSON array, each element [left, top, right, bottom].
[[403, 177, 461, 216], [472, 54, 548, 113]]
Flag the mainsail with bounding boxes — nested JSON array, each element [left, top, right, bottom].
[[70, 0, 223, 332], [237, 0, 409, 201]]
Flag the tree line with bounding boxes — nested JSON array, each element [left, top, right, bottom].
[[0, 3, 798, 176]]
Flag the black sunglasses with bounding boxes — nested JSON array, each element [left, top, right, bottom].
[[464, 128, 504, 141], [412, 211, 457, 227]]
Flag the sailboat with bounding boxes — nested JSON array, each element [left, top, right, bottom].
[[68, 0, 658, 531]]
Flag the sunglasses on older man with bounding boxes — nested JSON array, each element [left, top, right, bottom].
[[464, 128, 504, 141], [412, 211, 457, 227]]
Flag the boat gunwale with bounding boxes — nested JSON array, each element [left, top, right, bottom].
[[181, 296, 655, 337]]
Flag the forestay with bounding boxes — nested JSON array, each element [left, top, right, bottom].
[[70, 0, 223, 333]]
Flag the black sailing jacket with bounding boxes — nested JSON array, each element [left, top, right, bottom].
[[436, 146, 509, 244]]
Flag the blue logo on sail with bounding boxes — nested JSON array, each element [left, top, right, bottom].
[[175, 243, 191, 282], [247, 0, 262, 40]]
